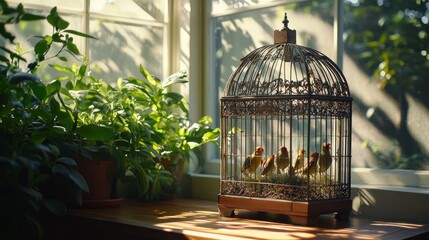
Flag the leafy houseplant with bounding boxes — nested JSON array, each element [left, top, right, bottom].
[[131, 69, 220, 181], [0, 3, 93, 239], [52, 62, 220, 201]]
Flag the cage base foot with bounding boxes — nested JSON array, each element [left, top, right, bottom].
[[218, 206, 235, 217], [335, 211, 350, 221]]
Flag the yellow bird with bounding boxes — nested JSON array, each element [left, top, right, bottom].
[[318, 142, 332, 173], [242, 146, 264, 174], [299, 151, 319, 175], [275, 146, 289, 174], [293, 148, 306, 172], [261, 154, 275, 177]]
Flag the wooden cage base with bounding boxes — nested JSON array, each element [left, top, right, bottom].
[[218, 194, 352, 226]]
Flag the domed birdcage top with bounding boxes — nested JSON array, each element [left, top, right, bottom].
[[223, 14, 350, 99]]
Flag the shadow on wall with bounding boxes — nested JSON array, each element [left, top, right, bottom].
[[351, 186, 429, 223]]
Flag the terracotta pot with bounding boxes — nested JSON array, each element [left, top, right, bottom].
[[76, 157, 115, 201]]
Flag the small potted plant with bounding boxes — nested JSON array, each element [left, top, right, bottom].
[[124, 66, 220, 184]]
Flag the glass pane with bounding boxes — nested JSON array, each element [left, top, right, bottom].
[[343, 0, 429, 170], [90, 0, 165, 22], [7, 0, 84, 11], [89, 18, 164, 85], [1, 8, 83, 81]]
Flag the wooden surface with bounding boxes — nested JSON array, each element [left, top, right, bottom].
[[45, 198, 429, 240]]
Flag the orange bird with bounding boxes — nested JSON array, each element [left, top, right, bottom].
[[318, 142, 332, 173], [293, 148, 306, 172], [242, 146, 264, 174], [261, 154, 275, 177], [275, 146, 289, 174], [299, 151, 319, 175]]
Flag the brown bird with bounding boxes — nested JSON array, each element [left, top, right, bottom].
[[299, 151, 319, 175], [275, 146, 289, 174], [318, 142, 332, 173], [293, 148, 306, 171], [261, 154, 275, 177], [242, 146, 264, 174]]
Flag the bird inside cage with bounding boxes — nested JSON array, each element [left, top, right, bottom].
[[241, 146, 264, 176]]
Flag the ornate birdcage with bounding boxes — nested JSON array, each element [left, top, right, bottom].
[[218, 14, 353, 225]]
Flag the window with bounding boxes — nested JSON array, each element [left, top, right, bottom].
[[5, 0, 169, 82], [204, 0, 429, 173]]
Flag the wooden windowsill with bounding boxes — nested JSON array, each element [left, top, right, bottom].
[[45, 198, 429, 240]]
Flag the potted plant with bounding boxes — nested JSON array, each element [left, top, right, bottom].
[[53, 62, 220, 201], [123, 66, 220, 185], [0, 3, 92, 239]]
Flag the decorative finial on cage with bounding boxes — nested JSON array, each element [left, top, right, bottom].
[[274, 12, 296, 44], [282, 12, 289, 28]]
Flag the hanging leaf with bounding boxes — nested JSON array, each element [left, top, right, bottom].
[[162, 70, 188, 88], [66, 41, 80, 55], [64, 29, 97, 39]]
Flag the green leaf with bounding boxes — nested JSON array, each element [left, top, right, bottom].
[[187, 141, 200, 150], [139, 64, 158, 86], [146, 144, 161, 159], [56, 17, 69, 30], [76, 124, 115, 141], [59, 87, 74, 99], [48, 144, 60, 157], [57, 56, 67, 62], [50, 64, 74, 74], [52, 163, 70, 176], [202, 129, 220, 143], [29, 81, 46, 100], [46, 80, 61, 97], [198, 115, 213, 124], [69, 169, 89, 192], [78, 64, 87, 78], [162, 70, 188, 88], [64, 29, 97, 39], [57, 157, 77, 167], [34, 39, 49, 55], [49, 97, 60, 114], [20, 13, 45, 21], [44, 35, 53, 44], [66, 42, 80, 55], [165, 92, 184, 104], [47, 7, 59, 27]]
